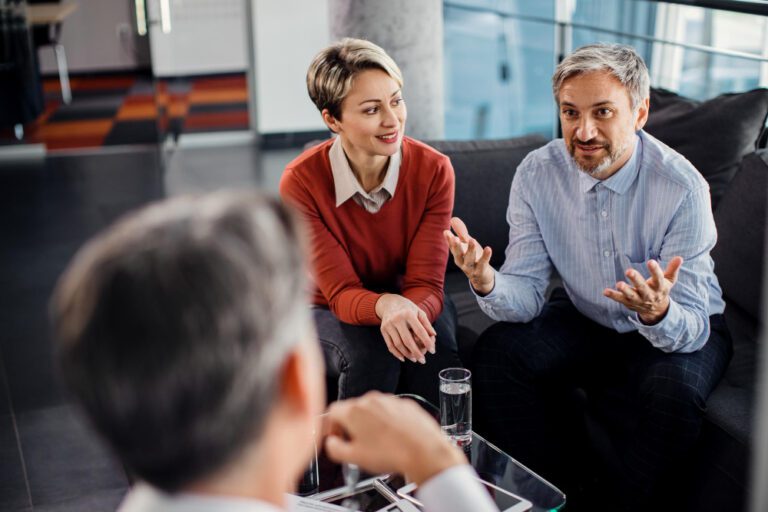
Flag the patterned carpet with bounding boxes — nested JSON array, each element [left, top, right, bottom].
[[4, 72, 249, 151]]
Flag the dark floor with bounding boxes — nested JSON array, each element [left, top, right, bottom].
[[0, 142, 299, 510]]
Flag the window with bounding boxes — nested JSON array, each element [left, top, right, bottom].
[[652, 3, 768, 99], [444, 1, 556, 139], [443, 0, 768, 139]]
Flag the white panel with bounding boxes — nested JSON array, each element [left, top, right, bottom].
[[253, 0, 329, 133], [38, 0, 150, 74], [149, 0, 247, 77]]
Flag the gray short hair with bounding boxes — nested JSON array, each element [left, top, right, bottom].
[[307, 37, 403, 120], [552, 43, 650, 110], [51, 191, 311, 491]]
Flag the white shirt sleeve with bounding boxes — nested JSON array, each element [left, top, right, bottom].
[[416, 464, 499, 512]]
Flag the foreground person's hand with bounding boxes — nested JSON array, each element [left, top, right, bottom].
[[375, 294, 436, 363], [444, 217, 494, 296], [324, 392, 466, 485]]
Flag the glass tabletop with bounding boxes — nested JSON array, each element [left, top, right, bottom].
[[300, 394, 566, 512]]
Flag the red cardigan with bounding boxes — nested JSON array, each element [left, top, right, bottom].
[[279, 136, 455, 326]]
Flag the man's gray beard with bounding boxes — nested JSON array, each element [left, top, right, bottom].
[[571, 141, 627, 179]]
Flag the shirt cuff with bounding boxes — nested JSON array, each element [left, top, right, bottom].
[[470, 269, 499, 300], [417, 464, 498, 512], [627, 299, 683, 350]]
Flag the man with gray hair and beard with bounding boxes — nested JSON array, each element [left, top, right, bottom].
[[446, 44, 732, 510], [51, 192, 498, 512]]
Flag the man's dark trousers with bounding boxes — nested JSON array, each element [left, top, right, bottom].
[[472, 289, 732, 509]]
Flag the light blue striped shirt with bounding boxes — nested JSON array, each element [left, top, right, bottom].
[[476, 130, 725, 353]]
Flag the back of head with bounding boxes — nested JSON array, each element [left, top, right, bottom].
[[552, 43, 650, 109], [306, 37, 403, 119], [51, 191, 310, 492]]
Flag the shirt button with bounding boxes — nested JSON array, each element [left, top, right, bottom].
[[601, 210, 608, 218], [603, 250, 611, 257]]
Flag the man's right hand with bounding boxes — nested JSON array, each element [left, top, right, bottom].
[[323, 392, 467, 486], [443, 217, 495, 296]]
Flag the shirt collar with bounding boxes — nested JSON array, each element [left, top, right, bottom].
[[577, 133, 642, 194], [329, 136, 401, 207]]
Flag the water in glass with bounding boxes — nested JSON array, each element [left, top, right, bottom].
[[439, 380, 472, 447]]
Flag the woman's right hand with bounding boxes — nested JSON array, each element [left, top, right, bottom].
[[375, 294, 436, 363]]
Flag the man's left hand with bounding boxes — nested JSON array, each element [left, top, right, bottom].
[[604, 256, 684, 325]]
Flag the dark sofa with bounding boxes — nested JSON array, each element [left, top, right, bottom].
[[428, 87, 768, 511]]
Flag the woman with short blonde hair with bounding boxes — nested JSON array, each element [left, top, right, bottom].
[[280, 38, 460, 404]]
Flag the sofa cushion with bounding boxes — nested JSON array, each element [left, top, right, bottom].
[[677, 411, 750, 511], [444, 272, 497, 364], [721, 301, 760, 392], [426, 135, 548, 270], [705, 304, 756, 450], [711, 150, 768, 319], [706, 380, 753, 446], [645, 87, 768, 207]]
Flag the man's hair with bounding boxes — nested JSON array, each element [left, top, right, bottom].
[[552, 43, 650, 110], [306, 37, 403, 120], [50, 191, 310, 492]]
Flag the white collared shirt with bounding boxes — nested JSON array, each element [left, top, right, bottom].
[[117, 465, 498, 512], [329, 136, 401, 213]]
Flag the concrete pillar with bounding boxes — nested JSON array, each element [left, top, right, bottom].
[[329, 0, 444, 140]]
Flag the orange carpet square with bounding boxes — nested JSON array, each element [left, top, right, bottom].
[[188, 89, 248, 104], [184, 111, 249, 130], [33, 120, 114, 139], [193, 76, 247, 90], [116, 103, 160, 120]]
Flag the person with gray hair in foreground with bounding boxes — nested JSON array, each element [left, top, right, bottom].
[[51, 191, 497, 512], [446, 44, 732, 510]]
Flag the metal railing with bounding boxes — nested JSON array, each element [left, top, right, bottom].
[[444, 0, 768, 63]]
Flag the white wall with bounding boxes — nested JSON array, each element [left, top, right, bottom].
[[38, 0, 150, 74], [147, 0, 248, 77], [252, 0, 329, 134]]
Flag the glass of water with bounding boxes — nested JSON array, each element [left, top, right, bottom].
[[439, 367, 472, 447]]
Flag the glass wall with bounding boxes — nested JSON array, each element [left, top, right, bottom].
[[570, 0, 658, 60], [443, 1, 556, 139], [652, 4, 767, 99], [443, 0, 768, 140]]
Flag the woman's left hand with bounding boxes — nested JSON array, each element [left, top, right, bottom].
[[375, 294, 436, 364]]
